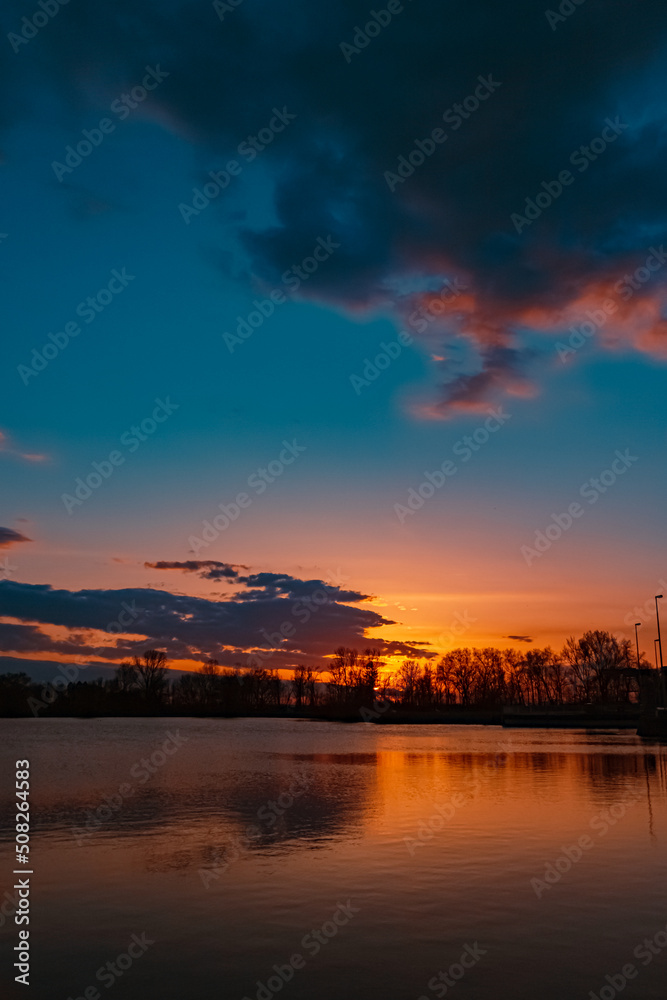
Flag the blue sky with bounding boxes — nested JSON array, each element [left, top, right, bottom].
[[1, 0, 666, 674]]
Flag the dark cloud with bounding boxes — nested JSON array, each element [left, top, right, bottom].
[[0, 577, 430, 668], [506, 635, 533, 643], [0, 527, 31, 548], [5, 0, 665, 412], [0, 623, 137, 659], [0, 622, 162, 662], [233, 572, 372, 604], [145, 560, 245, 581], [0, 622, 79, 654], [144, 562, 373, 602]]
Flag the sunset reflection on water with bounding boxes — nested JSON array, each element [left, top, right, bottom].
[[1, 719, 666, 1000]]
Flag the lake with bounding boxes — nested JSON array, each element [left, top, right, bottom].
[[1, 719, 666, 999]]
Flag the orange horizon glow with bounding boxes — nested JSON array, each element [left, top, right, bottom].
[[3, 511, 665, 677]]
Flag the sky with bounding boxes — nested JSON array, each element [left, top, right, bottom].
[[1, 0, 666, 679]]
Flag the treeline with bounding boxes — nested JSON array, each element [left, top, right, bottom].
[[0, 631, 648, 718], [391, 633, 642, 709], [324, 632, 643, 711]]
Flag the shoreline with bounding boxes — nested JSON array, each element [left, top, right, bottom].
[[0, 707, 647, 731]]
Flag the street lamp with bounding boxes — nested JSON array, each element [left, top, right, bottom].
[[655, 639, 661, 670], [634, 622, 641, 669], [655, 595, 663, 669]]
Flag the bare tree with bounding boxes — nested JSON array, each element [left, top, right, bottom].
[[397, 659, 421, 708], [291, 665, 307, 708], [132, 650, 168, 703], [115, 661, 138, 693], [444, 648, 476, 705]]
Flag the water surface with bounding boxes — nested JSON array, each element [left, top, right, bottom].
[[1, 719, 666, 999]]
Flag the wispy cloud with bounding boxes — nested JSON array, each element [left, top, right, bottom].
[[0, 429, 47, 463], [0, 526, 32, 549], [145, 559, 246, 581]]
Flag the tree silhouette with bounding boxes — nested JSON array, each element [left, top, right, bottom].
[[0, 628, 649, 718], [132, 649, 168, 703], [115, 661, 138, 693]]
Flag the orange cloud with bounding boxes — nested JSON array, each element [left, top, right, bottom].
[[399, 247, 667, 417]]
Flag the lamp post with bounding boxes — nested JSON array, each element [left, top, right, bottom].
[[655, 595, 663, 669], [655, 639, 660, 670], [634, 622, 641, 669], [657, 595, 667, 710]]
